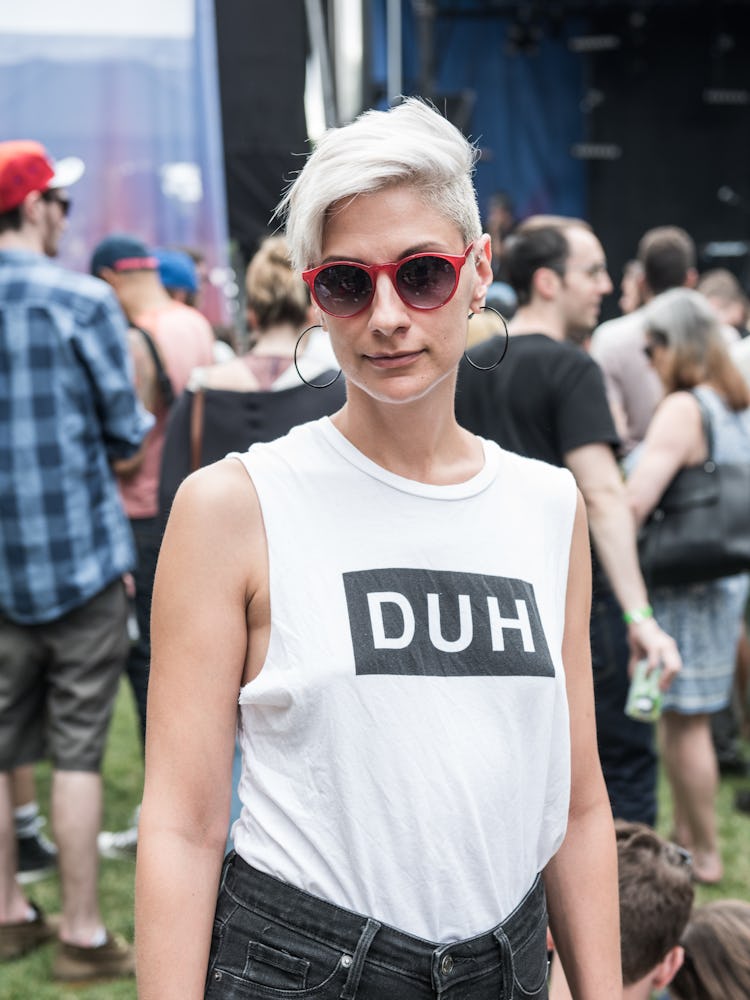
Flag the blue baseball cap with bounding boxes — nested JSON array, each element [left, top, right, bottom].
[[154, 247, 198, 293]]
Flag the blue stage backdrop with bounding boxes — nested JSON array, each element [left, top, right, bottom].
[[368, 0, 587, 228]]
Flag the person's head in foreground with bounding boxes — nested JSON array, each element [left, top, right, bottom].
[[277, 97, 493, 405], [615, 820, 693, 999], [669, 899, 750, 1000]]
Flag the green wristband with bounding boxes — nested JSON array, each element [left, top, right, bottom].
[[623, 605, 654, 625]]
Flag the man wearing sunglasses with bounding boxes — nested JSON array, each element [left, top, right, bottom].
[[0, 140, 153, 982]]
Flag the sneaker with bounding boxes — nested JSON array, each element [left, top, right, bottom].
[[0, 903, 58, 961], [16, 829, 58, 885], [97, 824, 138, 860], [98, 805, 139, 860], [53, 932, 134, 982]]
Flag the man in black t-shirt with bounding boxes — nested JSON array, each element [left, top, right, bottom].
[[457, 216, 680, 828], [457, 331, 618, 466]]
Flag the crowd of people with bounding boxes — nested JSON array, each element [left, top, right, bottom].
[[1, 101, 750, 998]]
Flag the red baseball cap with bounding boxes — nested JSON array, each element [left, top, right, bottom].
[[0, 140, 85, 214]]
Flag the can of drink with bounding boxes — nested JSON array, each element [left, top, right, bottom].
[[625, 658, 662, 722], [127, 604, 140, 643]]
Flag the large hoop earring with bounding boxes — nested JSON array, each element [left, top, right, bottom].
[[463, 306, 510, 371], [294, 325, 342, 389]]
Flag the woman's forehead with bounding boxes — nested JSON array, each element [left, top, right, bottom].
[[320, 186, 463, 259]]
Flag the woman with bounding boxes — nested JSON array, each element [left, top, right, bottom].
[[670, 900, 750, 1000], [626, 288, 750, 884], [136, 99, 620, 999]]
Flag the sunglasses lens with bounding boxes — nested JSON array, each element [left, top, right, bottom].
[[396, 256, 457, 309], [314, 264, 373, 317]]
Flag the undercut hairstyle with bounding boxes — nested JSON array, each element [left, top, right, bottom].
[[615, 820, 694, 987], [503, 216, 591, 306], [245, 235, 309, 330], [276, 98, 482, 272], [644, 287, 750, 410], [637, 226, 696, 296], [670, 900, 750, 1000]]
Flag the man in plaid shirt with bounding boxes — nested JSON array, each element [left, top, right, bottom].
[[0, 141, 152, 982]]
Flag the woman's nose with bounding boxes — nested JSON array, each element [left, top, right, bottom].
[[368, 272, 409, 334]]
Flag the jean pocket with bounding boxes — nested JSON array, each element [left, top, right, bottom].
[[245, 939, 310, 987], [206, 905, 351, 998], [511, 914, 549, 999]]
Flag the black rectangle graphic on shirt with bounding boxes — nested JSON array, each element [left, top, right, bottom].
[[343, 568, 554, 677]]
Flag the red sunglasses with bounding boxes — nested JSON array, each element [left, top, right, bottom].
[[302, 244, 474, 318]]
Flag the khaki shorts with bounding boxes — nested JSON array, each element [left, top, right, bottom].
[[0, 579, 129, 772]]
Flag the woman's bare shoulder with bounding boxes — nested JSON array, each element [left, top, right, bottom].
[[167, 457, 263, 551], [651, 390, 702, 437]]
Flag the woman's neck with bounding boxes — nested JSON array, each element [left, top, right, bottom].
[[248, 323, 299, 357], [331, 379, 483, 486]]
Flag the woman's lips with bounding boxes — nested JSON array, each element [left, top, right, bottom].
[[365, 350, 425, 369]]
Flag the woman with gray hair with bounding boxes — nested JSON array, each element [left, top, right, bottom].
[[627, 287, 750, 884], [135, 98, 620, 998]]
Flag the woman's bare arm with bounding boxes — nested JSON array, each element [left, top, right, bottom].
[[626, 392, 704, 526], [135, 458, 266, 1000], [543, 491, 622, 999]]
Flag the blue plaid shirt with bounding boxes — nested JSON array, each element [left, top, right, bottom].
[[0, 249, 154, 624]]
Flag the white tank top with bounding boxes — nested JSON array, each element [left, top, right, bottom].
[[231, 417, 577, 943]]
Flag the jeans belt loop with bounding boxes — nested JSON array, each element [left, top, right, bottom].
[[339, 917, 381, 999], [493, 924, 516, 1000]]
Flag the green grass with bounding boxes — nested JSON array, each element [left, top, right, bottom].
[[656, 754, 750, 905], [4, 684, 750, 998]]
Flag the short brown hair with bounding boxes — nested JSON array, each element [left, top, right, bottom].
[[637, 226, 696, 295], [0, 204, 23, 235], [616, 820, 694, 986], [670, 900, 750, 1000], [505, 216, 591, 306]]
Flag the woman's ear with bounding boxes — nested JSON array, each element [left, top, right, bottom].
[[470, 233, 494, 313], [306, 302, 325, 331]]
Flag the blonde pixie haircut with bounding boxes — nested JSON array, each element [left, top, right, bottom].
[[277, 98, 483, 272]]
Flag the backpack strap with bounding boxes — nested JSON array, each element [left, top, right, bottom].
[[189, 388, 205, 473], [133, 325, 176, 408]]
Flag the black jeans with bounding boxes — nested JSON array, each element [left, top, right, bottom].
[[127, 516, 163, 750], [206, 854, 549, 999], [591, 584, 657, 827]]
